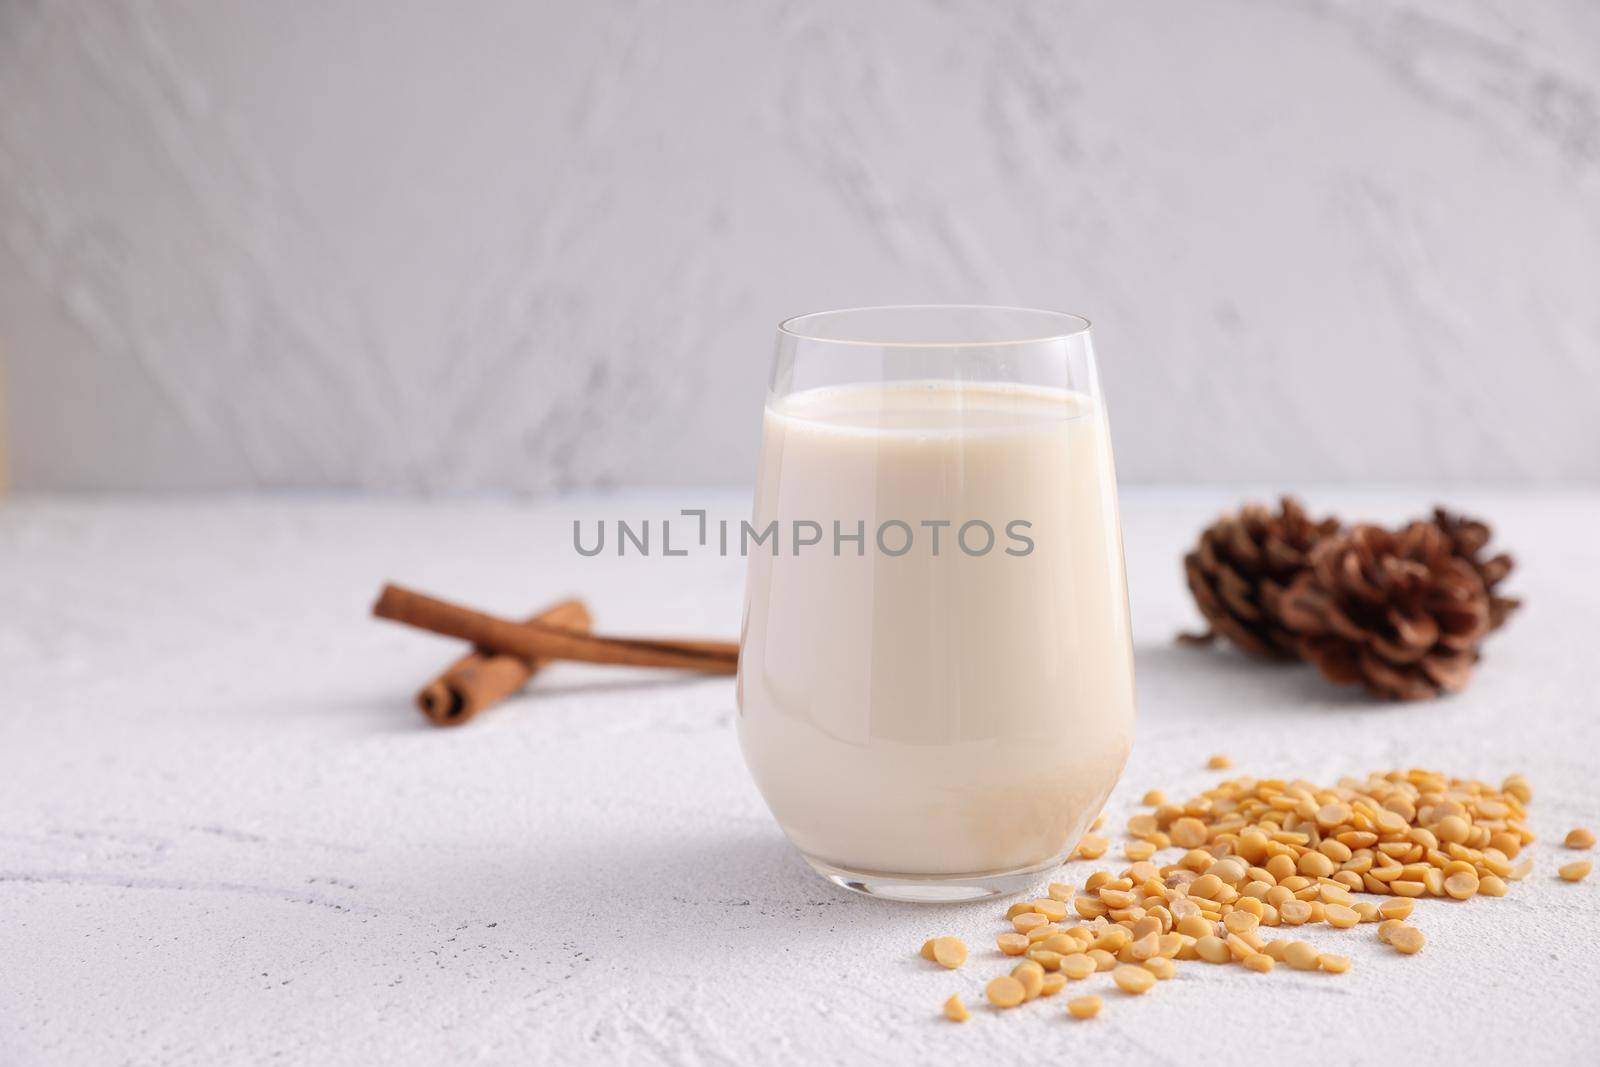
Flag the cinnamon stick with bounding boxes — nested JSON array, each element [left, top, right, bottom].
[[417, 598, 592, 727], [373, 584, 739, 675]]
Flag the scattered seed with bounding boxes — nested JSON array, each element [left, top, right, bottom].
[[1014, 913, 1050, 934], [1565, 828, 1595, 850], [1033, 898, 1069, 922], [1012, 959, 1045, 1000], [1378, 897, 1413, 920], [943, 994, 969, 1022], [1028, 949, 1064, 972], [1389, 925, 1425, 954], [1038, 933, 1075, 955], [931, 937, 967, 969], [1126, 931, 1159, 961], [1298, 852, 1336, 879], [1223, 911, 1259, 936], [1075, 834, 1110, 860], [986, 975, 1026, 1008], [1024, 922, 1059, 944], [1207, 754, 1232, 769], [1279, 900, 1312, 925], [997, 933, 1029, 956], [1142, 957, 1176, 980], [1060, 953, 1096, 980], [931, 766, 1541, 1026], [1559, 861, 1591, 883], [1195, 936, 1231, 964], [1316, 802, 1352, 828], [1067, 994, 1102, 1019], [1093, 925, 1131, 951], [1284, 941, 1321, 971], [1225, 933, 1257, 961], [1113, 964, 1156, 994], [1126, 812, 1158, 836], [1170, 817, 1209, 850]]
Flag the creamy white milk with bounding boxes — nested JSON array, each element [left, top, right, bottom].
[[738, 380, 1135, 877]]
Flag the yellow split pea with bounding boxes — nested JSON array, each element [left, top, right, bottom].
[[1067, 994, 1102, 1019], [933, 765, 1538, 1027], [1559, 861, 1591, 883], [986, 975, 1026, 1009], [1074, 834, 1110, 860], [1378, 898, 1413, 921], [1113, 964, 1156, 994], [1013, 913, 1050, 934], [1389, 925, 1426, 954], [1170, 818, 1209, 850], [1284, 942, 1321, 971], [1030, 898, 1068, 922], [1060, 953, 1096, 980], [1142, 957, 1176, 980], [920, 937, 967, 969], [1011, 960, 1045, 1000]]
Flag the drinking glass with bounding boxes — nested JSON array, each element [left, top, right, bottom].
[[737, 306, 1135, 901]]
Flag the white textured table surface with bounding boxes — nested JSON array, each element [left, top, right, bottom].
[[2, 488, 1597, 1066]]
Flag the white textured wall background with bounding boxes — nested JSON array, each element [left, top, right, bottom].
[[1, 0, 1597, 492]]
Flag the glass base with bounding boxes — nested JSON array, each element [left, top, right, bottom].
[[801, 852, 1061, 903]]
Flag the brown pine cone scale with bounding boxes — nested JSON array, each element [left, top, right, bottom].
[[1183, 497, 1340, 658], [1279, 522, 1490, 700], [1432, 507, 1521, 630]]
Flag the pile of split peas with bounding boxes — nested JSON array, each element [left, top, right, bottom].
[[921, 761, 1593, 1022]]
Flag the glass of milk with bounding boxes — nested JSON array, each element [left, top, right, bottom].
[[737, 306, 1135, 901]]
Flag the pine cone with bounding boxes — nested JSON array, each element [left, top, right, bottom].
[[1278, 522, 1491, 700], [1182, 497, 1341, 658], [1430, 507, 1521, 631]]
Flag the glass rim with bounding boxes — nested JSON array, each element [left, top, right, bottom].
[[777, 304, 1092, 349]]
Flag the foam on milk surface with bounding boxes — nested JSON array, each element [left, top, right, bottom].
[[770, 379, 1097, 432]]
